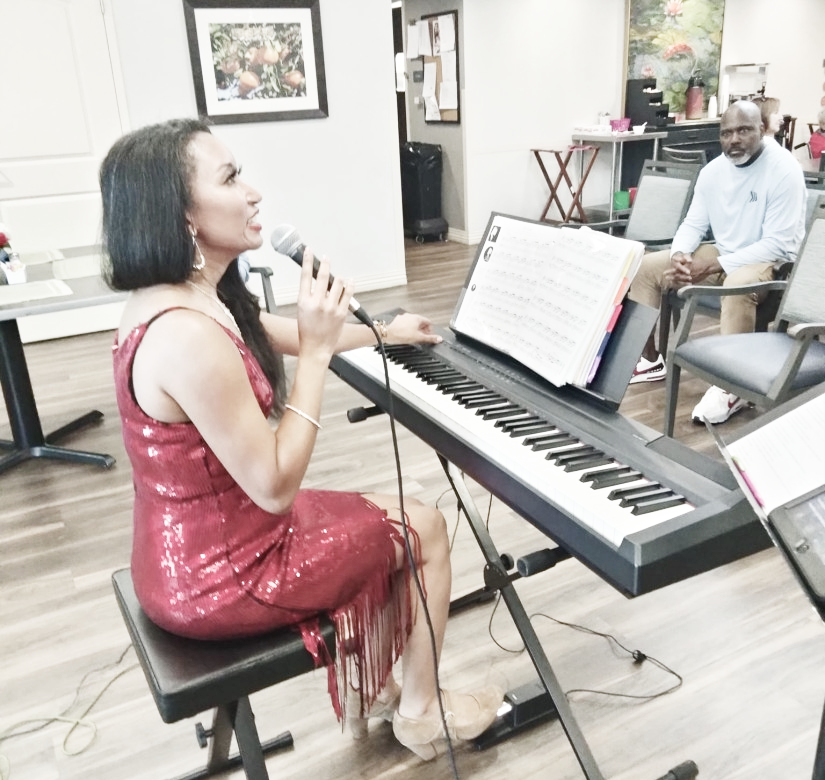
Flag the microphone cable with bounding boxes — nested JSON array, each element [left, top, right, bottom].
[[485, 593, 682, 701], [368, 322, 461, 779]]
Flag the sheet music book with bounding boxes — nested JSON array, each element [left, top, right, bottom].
[[723, 390, 825, 515], [450, 213, 645, 389]]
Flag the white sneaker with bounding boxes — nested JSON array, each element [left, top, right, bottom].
[[691, 386, 746, 425], [629, 353, 667, 384]]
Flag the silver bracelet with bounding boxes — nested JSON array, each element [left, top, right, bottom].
[[373, 319, 388, 342], [284, 404, 322, 430]]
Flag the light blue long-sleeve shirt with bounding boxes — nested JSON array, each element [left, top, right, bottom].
[[670, 139, 807, 273]]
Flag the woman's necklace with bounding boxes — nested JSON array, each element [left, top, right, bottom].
[[186, 280, 239, 330]]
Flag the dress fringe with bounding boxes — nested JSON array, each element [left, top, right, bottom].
[[297, 514, 422, 722]]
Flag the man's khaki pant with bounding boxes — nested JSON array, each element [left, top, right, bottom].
[[628, 243, 775, 336]]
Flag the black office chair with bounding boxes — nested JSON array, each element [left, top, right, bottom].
[[663, 195, 825, 436]]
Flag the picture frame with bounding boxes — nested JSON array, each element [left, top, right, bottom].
[[624, 0, 725, 117], [181, 0, 328, 124]]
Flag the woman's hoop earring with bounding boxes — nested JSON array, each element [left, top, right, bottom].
[[191, 232, 206, 271]]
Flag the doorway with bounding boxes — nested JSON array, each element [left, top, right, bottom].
[[392, 3, 408, 145]]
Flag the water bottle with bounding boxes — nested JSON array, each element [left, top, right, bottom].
[[685, 74, 704, 120]]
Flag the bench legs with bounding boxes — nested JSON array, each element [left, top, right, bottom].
[[170, 696, 293, 780]]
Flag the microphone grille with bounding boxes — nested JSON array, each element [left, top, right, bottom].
[[270, 224, 302, 257]]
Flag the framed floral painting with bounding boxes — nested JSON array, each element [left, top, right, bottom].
[[182, 0, 328, 124], [625, 0, 726, 116]]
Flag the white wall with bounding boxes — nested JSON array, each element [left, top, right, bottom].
[[462, 0, 627, 243], [109, 0, 407, 305]]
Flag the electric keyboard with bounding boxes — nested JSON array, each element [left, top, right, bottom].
[[330, 331, 769, 597]]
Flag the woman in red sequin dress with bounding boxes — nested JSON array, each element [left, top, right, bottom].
[[100, 119, 501, 760]]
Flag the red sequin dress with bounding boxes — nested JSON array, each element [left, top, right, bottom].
[[112, 310, 418, 716]]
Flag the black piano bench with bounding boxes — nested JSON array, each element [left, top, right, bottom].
[[111, 568, 336, 780]]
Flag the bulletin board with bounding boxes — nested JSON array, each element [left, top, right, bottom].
[[416, 11, 460, 124]]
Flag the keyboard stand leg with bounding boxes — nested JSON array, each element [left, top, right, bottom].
[[439, 455, 606, 780], [812, 697, 825, 780]]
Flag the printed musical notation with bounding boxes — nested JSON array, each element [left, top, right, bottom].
[[452, 215, 643, 388]]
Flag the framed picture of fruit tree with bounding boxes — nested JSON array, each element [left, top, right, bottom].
[[182, 0, 328, 124]]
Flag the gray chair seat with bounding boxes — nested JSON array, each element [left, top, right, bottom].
[[676, 333, 825, 396]]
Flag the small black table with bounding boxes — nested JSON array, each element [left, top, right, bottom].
[[0, 271, 125, 474]]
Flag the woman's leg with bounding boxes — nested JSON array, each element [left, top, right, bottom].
[[363, 493, 501, 736], [363, 494, 451, 717]]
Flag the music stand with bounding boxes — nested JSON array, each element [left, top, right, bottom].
[[708, 383, 825, 780]]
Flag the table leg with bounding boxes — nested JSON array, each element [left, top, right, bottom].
[[608, 143, 617, 223], [0, 319, 115, 474]]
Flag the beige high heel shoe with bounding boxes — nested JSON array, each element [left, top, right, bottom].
[[392, 685, 503, 760], [347, 676, 402, 740]]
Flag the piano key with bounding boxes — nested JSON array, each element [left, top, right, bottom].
[[401, 358, 442, 371], [631, 494, 687, 515], [507, 422, 559, 437], [498, 415, 543, 432], [453, 388, 498, 402], [436, 379, 480, 392], [582, 466, 643, 488], [522, 430, 568, 445], [544, 441, 589, 458], [617, 487, 673, 508], [477, 401, 520, 417], [481, 406, 526, 421], [564, 455, 614, 473], [551, 445, 600, 465], [420, 370, 462, 383], [463, 394, 504, 409], [530, 435, 580, 452], [608, 483, 663, 501]]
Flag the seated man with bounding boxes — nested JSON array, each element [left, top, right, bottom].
[[628, 100, 806, 424]]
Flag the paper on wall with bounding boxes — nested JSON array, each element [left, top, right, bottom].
[[440, 51, 457, 83], [417, 20, 432, 56], [424, 95, 441, 121], [437, 14, 455, 53], [422, 61, 437, 98], [406, 23, 419, 58], [439, 81, 458, 110]]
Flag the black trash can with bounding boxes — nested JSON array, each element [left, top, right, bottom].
[[400, 141, 448, 242]]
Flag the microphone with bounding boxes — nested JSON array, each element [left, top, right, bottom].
[[270, 224, 372, 327]]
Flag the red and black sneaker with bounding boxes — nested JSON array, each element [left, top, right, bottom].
[[629, 354, 666, 384]]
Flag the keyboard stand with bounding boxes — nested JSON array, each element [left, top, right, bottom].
[[439, 455, 698, 780]]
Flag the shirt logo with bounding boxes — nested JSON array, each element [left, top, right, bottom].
[[749, 191, 758, 203]]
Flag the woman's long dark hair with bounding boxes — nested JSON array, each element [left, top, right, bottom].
[[99, 118, 285, 415]]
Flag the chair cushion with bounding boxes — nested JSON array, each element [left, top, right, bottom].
[[675, 333, 825, 396], [112, 568, 335, 723]]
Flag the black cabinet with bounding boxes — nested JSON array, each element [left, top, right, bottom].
[[621, 120, 721, 189], [663, 120, 722, 160]]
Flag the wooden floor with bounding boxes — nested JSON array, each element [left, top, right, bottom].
[[2, 239, 824, 780]]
